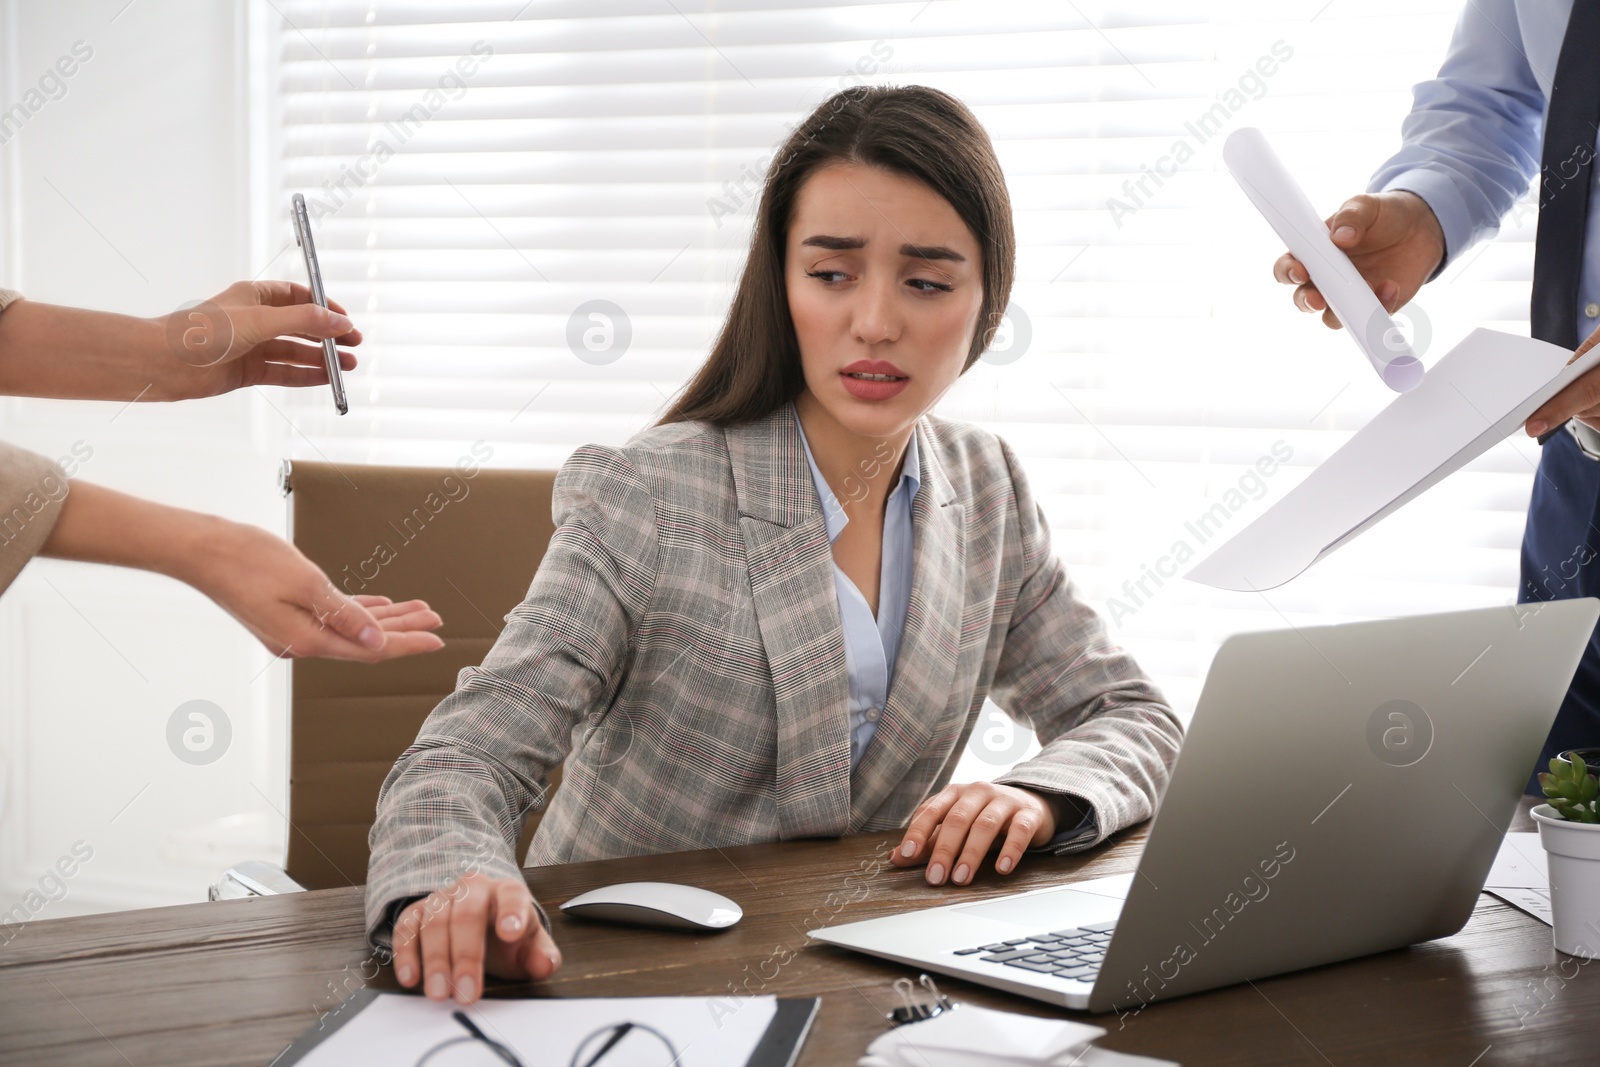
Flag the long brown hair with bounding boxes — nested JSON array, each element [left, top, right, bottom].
[[659, 85, 1015, 427]]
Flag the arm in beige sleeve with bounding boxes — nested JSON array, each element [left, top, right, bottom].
[[35, 479, 444, 661], [0, 442, 70, 595], [988, 438, 1184, 850], [0, 287, 68, 583]]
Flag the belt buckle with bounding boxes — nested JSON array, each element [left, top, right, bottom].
[[1565, 419, 1600, 462]]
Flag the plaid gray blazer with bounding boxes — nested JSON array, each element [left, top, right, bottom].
[[365, 406, 1182, 942]]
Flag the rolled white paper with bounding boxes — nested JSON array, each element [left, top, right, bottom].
[[1223, 126, 1424, 393]]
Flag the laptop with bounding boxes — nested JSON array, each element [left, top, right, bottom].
[[811, 599, 1599, 1015]]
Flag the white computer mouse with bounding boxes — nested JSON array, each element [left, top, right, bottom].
[[558, 881, 742, 932]]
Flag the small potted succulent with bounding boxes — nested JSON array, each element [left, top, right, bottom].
[[1533, 751, 1600, 959]]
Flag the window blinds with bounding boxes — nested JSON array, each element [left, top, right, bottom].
[[266, 0, 1535, 717]]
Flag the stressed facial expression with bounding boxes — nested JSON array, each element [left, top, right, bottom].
[[785, 162, 984, 440]]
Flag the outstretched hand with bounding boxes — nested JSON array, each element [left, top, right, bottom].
[[163, 280, 362, 398], [183, 516, 444, 662], [40, 481, 444, 663]]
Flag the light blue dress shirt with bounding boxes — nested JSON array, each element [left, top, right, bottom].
[[791, 404, 1097, 850], [1368, 0, 1600, 331], [792, 404, 919, 770]]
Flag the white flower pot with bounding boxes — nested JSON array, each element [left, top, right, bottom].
[[1532, 803, 1600, 959]]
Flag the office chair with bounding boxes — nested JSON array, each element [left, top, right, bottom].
[[211, 458, 559, 899]]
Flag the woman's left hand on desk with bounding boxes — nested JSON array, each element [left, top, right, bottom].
[[890, 782, 1057, 887]]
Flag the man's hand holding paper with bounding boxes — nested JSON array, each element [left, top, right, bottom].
[[1186, 128, 1600, 591], [1272, 189, 1444, 329], [1268, 176, 1600, 440], [1527, 326, 1600, 436]]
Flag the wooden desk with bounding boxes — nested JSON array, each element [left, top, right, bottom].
[[2, 807, 1596, 1066]]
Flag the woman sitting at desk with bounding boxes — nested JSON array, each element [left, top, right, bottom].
[[368, 85, 1182, 1004]]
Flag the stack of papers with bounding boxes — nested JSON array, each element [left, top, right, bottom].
[[1483, 831, 1553, 926], [858, 1004, 1177, 1067]]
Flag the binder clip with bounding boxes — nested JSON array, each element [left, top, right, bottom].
[[886, 974, 954, 1026]]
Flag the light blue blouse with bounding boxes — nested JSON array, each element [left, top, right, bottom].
[[791, 404, 1097, 849], [792, 404, 919, 770]]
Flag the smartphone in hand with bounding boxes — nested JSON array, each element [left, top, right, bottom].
[[291, 193, 349, 415]]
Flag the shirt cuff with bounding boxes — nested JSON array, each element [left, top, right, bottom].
[[1030, 792, 1099, 854]]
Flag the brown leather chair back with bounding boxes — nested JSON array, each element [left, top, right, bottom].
[[283, 460, 559, 889]]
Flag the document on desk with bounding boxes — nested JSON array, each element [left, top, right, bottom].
[[273, 990, 819, 1066], [1483, 830, 1554, 927], [1185, 328, 1598, 591], [858, 1003, 1179, 1067]]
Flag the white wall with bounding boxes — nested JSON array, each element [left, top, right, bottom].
[[0, 0, 294, 920]]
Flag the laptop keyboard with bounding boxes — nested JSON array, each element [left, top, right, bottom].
[[951, 920, 1117, 981]]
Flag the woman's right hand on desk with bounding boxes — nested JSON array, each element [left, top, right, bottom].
[[392, 873, 562, 1005]]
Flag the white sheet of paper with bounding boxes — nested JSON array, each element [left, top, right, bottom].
[[863, 1004, 1108, 1067], [1186, 328, 1593, 591], [290, 993, 777, 1066], [1224, 127, 1422, 392], [1485, 831, 1549, 890], [868, 1004, 1104, 1061], [860, 1003, 1180, 1067], [1071, 1050, 1182, 1067], [1486, 886, 1555, 927]]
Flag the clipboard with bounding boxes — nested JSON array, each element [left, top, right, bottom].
[[271, 989, 820, 1067]]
